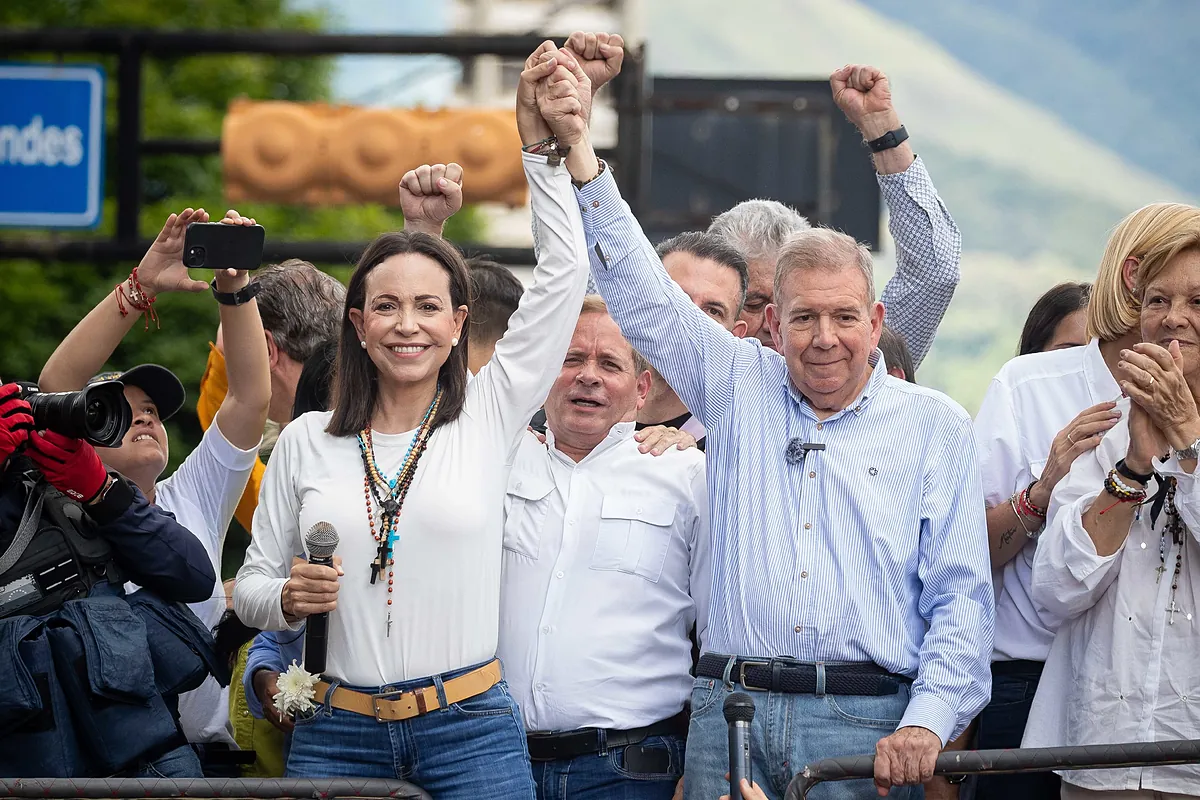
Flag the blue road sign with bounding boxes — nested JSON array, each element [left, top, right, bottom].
[[0, 63, 105, 229]]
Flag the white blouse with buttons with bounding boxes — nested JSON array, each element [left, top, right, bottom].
[[498, 422, 709, 732]]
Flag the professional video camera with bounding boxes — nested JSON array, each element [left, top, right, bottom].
[[16, 380, 132, 448]]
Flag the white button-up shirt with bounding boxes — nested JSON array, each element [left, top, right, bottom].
[[974, 339, 1120, 661], [1023, 404, 1200, 794], [498, 422, 709, 732]]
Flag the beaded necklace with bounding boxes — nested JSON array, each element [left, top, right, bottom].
[[1148, 476, 1191, 625], [355, 388, 442, 636]]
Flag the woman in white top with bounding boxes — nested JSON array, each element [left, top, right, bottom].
[[233, 50, 600, 798], [1024, 220, 1200, 799], [971, 204, 1200, 800]]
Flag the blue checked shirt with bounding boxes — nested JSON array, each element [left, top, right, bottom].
[[875, 157, 961, 368], [574, 170, 993, 745]]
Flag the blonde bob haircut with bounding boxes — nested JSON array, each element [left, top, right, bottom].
[[1130, 220, 1200, 304], [1088, 203, 1200, 341]]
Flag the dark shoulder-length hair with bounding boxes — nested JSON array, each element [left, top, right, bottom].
[[326, 231, 471, 437], [1018, 281, 1092, 356]]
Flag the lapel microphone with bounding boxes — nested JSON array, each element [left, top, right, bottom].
[[785, 438, 825, 465]]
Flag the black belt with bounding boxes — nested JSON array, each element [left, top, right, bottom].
[[697, 654, 911, 696], [526, 713, 686, 761]]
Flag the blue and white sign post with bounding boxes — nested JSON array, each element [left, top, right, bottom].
[[0, 63, 105, 229]]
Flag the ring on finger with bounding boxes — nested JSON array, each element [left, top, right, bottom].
[[1148, 376, 1156, 387], [1067, 432, 1076, 445]]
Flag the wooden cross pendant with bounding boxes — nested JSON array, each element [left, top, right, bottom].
[[371, 538, 390, 585]]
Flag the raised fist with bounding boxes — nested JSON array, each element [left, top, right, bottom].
[[399, 163, 464, 236], [830, 64, 899, 139], [562, 31, 624, 124], [537, 59, 591, 147]]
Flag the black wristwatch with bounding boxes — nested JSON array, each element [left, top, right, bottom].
[[210, 278, 262, 306], [865, 125, 909, 152]]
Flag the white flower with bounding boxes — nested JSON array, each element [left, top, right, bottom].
[[273, 660, 319, 717]]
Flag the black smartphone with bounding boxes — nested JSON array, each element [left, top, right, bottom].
[[183, 222, 266, 271]]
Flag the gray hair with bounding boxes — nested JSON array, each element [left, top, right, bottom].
[[708, 199, 811, 264], [773, 228, 875, 304], [251, 260, 348, 363]]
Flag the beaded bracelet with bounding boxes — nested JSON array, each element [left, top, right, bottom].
[[1103, 468, 1147, 503]]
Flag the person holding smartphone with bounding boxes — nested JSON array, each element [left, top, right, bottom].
[[38, 208, 272, 774]]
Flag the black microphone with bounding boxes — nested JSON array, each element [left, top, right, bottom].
[[785, 438, 825, 465], [303, 521, 339, 676], [724, 692, 755, 800]]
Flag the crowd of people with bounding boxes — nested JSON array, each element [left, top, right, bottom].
[[0, 28, 1198, 800]]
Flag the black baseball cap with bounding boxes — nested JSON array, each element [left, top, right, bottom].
[[89, 364, 186, 421]]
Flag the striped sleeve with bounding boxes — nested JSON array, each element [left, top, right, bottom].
[[575, 169, 757, 430]]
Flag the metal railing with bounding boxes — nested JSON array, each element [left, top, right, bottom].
[[785, 739, 1200, 799], [0, 778, 430, 799]]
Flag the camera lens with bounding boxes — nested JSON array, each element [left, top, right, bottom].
[[185, 245, 206, 268], [25, 381, 133, 448]]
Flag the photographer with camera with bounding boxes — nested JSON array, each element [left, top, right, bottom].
[[37, 208, 272, 773], [0, 381, 218, 776]]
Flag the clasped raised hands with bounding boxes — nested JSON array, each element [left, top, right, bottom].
[[517, 42, 592, 148]]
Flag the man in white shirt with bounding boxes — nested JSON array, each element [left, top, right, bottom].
[[499, 296, 708, 800]]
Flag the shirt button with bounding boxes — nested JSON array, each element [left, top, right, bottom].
[[556, 571, 565, 579], [542, 625, 550, 634], [804, 523, 811, 530], [580, 205, 587, 214], [515, 481, 522, 489], [809, 471, 816, 479], [567, 519, 575, 526], [816, 423, 823, 431], [536, 682, 546, 690], [801, 571, 808, 578], [794, 625, 802, 633]]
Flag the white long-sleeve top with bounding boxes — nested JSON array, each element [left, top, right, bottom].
[[1023, 402, 1200, 794], [498, 423, 709, 732], [232, 152, 590, 685], [973, 339, 1119, 662]]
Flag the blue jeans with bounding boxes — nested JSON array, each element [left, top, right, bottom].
[[971, 661, 1058, 800], [286, 668, 535, 800], [683, 673, 921, 800], [131, 744, 203, 778], [532, 734, 684, 800]]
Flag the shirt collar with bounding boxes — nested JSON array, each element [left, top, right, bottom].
[[1083, 337, 1121, 401], [546, 420, 637, 466], [787, 348, 886, 421]]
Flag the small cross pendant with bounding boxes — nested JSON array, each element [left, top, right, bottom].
[[386, 611, 392, 638], [1167, 600, 1180, 625], [1156, 564, 1167, 584]]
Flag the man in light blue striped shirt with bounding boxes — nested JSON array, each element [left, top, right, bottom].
[[574, 160, 993, 799]]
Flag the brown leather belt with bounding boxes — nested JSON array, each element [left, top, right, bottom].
[[313, 659, 502, 722]]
